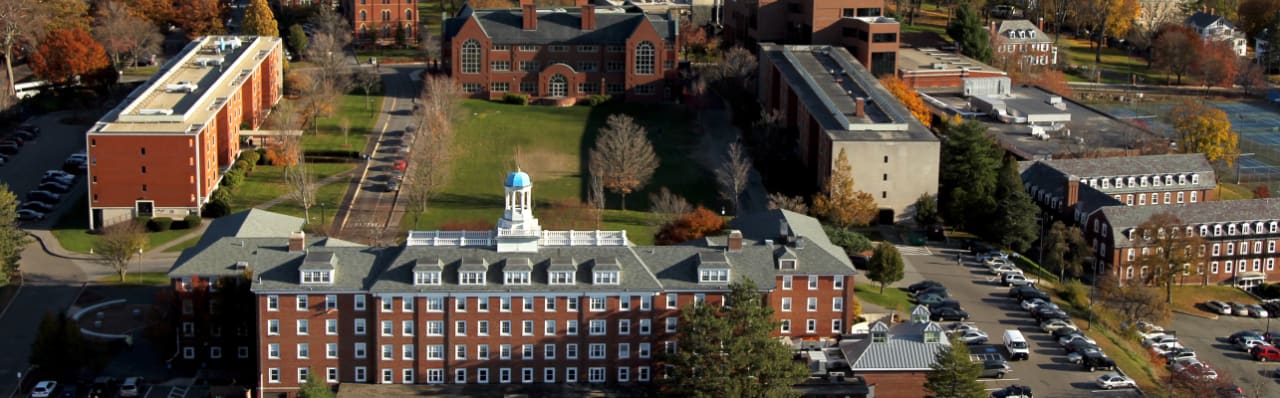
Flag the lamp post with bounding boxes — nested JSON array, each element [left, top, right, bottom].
[[320, 202, 327, 230], [136, 247, 144, 284]]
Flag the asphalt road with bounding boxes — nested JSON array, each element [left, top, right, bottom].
[[904, 249, 1143, 398], [333, 66, 418, 240], [1169, 311, 1280, 396]]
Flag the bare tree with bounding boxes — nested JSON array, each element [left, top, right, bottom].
[[588, 114, 659, 211], [767, 192, 809, 214], [1099, 274, 1171, 326], [305, 7, 352, 86], [1134, 212, 1208, 303], [649, 187, 692, 224], [94, 221, 147, 282], [339, 117, 351, 147], [715, 142, 751, 215], [355, 67, 381, 111], [284, 134, 316, 222], [91, 1, 162, 72], [0, 0, 43, 107], [403, 75, 460, 226], [587, 173, 605, 226], [418, 27, 441, 66]]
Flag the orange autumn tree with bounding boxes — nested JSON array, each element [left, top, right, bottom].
[[880, 76, 931, 128], [175, 0, 224, 39], [29, 28, 109, 83], [655, 207, 725, 245], [812, 148, 878, 228]]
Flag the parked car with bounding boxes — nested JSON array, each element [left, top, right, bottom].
[[1152, 342, 1185, 355], [1082, 351, 1118, 371], [1004, 274, 1034, 286], [30, 381, 56, 398], [1020, 298, 1052, 311], [979, 359, 1011, 379], [930, 307, 969, 322], [1229, 330, 1263, 344], [1040, 319, 1076, 333], [43, 170, 72, 180], [908, 280, 944, 293], [1144, 334, 1180, 348], [1033, 308, 1071, 323], [1135, 321, 1164, 333], [1238, 335, 1269, 352], [1059, 333, 1097, 347], [392, 159, 407, 171], [1178, 362, 1219, 380], [16, 124, 40, 135], [957, 329, 989, 345], [20, 201, 54, 213], [26, 190, 60, 203], [912, 286, 949, 298], [1264, 301, 1280, 318], [1206, 300, 1233, 315], [990, 263, 1019, 275], [1230, 302, 1250, 316], [916, 293, 950, 305], [945, 322, 980, 335], [1251, 344, 1280, 361], [118, 377, 143, 397], [0, 143, 19, 155], [1065, 340, 1099, 354], [13, 130, 36, 141], [1163, 349, 1197, 363], [1096, 373, 1136, 389], [1068, 346, 1104, 364], [1248, 304, 1270, 318], [16, 209, 44, 221], [1014, 288, 1050, 302], [37, 181, 71, 193], [1168, 357, 1202, 371], [989, 385, 1033, 398]]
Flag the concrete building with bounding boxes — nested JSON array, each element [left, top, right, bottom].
[[86, 36, 284, 229], [990, 19, 1057, 72], [1187, 10, 1248, 57], [167, 171, 859, 395], [896, 47, 1006, 89], [757, 44, 939, 224], [441, 0, 679, 104], [343, 0, 417, 45], [724, 0, 899, 76]]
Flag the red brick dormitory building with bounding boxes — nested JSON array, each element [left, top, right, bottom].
[[441, 0, 680, 103], [724, 0, 900, 76], [86, 36, 283, 229], [168, 171, 860, 396]]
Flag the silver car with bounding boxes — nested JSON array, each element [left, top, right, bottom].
[[1205, 300, 1232, 315], [1248, 304, 1270, 318]]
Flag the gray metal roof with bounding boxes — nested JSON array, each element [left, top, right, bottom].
[[444, 7, 676, 45], [1101, 198, 1280, 247], [1027, 154, 1215, 193], [195, 209, 305, 247], [841, 320, 950, 371], [368, 245, 663, 293]]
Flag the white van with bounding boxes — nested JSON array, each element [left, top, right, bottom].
[[1004, 329, 1030, 360]]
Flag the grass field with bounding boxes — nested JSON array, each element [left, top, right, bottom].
[[1058, 38, 1164, 84], [164, 235, 203, 253], [854, 283, 913, 313], [230, 163, 357, 222], [306, 94, 380, 151], [1168, 285, 1258, 315], [402, 100, 717, 243], [1219, 183, 1257, 201], [50, 196, 196, 254], [95, 271, 170, 286]]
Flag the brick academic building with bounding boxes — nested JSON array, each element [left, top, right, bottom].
[[86, 35, 283, 229], [168, 171, 859, 396], [441, 0, 680, 103]]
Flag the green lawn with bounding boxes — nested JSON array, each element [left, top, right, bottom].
[[854, 283, 913, 313], [402, 100, 716, 244], [306, 94, 380, 151], [1218, 183, 1256, 201], [1058, 38, 1163, 84], [230, 163, 357, 220], [50, 195, 197, 254], [164, 235, 203, 253], [95, 271, 170, 286]]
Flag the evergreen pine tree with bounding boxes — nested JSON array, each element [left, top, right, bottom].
[[939, 120, 1002, 231], [987, 157, 1040, 252], [924, 336, 986, 398], [946, 4, 994, 63], [241, 0, 280, 37]]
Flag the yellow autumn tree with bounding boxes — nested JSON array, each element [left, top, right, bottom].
[[812, 148, 878, 227], [241, 0, 279, 37], [880, 76, 931, 128], [1168, 100, 1238, 166]]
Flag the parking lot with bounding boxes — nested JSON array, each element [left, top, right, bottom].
[[0, 113, 90, 227], [1169, 311, 1280, 395], [904, 249, 1142, 398]]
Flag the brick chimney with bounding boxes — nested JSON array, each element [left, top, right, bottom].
[[855, 97, 865, 118], [1038, 17, 1044, 32], [523, 3, 538, 31], [581, 4, 596, 31], [727, 230, 743, 252], [1065, 175, 1080, 210], [1211, 8, 1215, 16], [289, 231, 306, 252], [990, 21, 997, 38]]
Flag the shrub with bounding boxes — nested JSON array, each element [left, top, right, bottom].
[[655, 207, 724, 244], [1056, 279, 1091, 314], [203, 198, 232, 218], [1257, 283, 1280, 300], [586, 94, 612, 106], [147, 217, 173, 232], [183, 215, 203, 229], [823, 225, 873, 256], [502, 92, 530, 105], [211, 186, 234, 204], [233, 159, 251, 174], [248, 149, 264, 165], [135, 216, 152, 229], [221, 170, 244, 189]]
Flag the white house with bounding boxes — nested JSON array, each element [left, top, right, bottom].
[[1186, 11, 1248, 57]]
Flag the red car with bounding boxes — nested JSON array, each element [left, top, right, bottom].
[[1251, 344, 1280, 361], [393, 159, 407, 171]]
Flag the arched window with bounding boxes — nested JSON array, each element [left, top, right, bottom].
[[382, 10, 391, 21], [461, 40, 481, 74], [635, 41, 654, 75], [548, 74, 568, 97], [360, 10, 367, 22], [406, 10, 414, 21]]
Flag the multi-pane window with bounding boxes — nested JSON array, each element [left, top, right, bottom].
[[381, 298, 393, 312], [546, 297, 558, 311], [325, 295, 337, 310], [606, 45, 624, 53], [267, 296, 279, 311], [381, 345, 393, 360], [492, 44, 510, 51], [782, 298, 792, 311], [550, 45, 569, 52], [491, 61, 511, 71], [639, 343, 651, 358], [567, 344, 579, 359], [635, 83, 655, 95], [297, 320, 309, 335], [459, 271, 485, 284], [461, 40, 481, 73], [426, 297, 443, 312], [381, 321, 393, 336], [267, 320, 279, 335], [455, 344, 467, 360], [355, 343, 366, 359], [427, 345, 443, 360], [545, 344, 556, 359], [833, 319, 843, 333], [640, 296, 652, 311], [782, 276, 793, 289], [594, 271, 619, 284], [267, 343, 280, 359], [500, 344, 512, 360], [545, 320, 556, 335], [478, 297, 489, 311], [326, 319, 337, 335], [478, 320, 489, 336], [455, 321, 467, 336], [522, 344, 534, 359], [519, 45, 539, 52], [807, 297, 818, 311], [809, 276, 819, 289], [550, 271, 574, 285], [501, 297, 512, 312], [833, 297, 844, 311], [501, 320, 512, 336], [462, 83, 482, 93], [523, 320, 534, 336], [403, 344, 415, 360], [576, 45, 599, 52], [523, 296, 534, 312], [635, 41, 655, 75], [577, 61, 598, 72], [618, 344, 630, 359], [520, 81, 537, 94], [505, 271, 531, 285], [605, 61, 625, 72], [666, 294, 678, 309], [590, 297, 606, 311], [567, 320, 578, 335], [620, 296, 631, 311], [402, 321, 414, 336], [589, 343, 606, 359], [354, 295, 365, 310], [568, 297, 579, 311], [520, 61, 540, 72], [639, 319, 651, 335], [296, 295, 308, 310], [491, 82, 510, 92], [618, 319, 630, 335], [478, 344, 490, 360], [590, 320, 606, 335], [427, 321, 443, 336]]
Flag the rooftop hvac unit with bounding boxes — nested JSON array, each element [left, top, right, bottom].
[[139, 108, 174, 116], [932, 63, 947, 69]]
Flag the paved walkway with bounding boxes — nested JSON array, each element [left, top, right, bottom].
[[696, 93, 769, 215]]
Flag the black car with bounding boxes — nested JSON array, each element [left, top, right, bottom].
[[0, 143, 17, 155], [1065, 340, 1100, 354], [20, 201, 54, 213], [16, 124, 40, 135], [13, 130, 35, 141], [1081, 351, 1117, 372], [1263, 302, 1280, 318], [38, 181, 71, 193], [928, 300, 963, 311], [1052, 327, 1083, 340], [1007, 285, 1039, 298], [990, 385, 1033, 398], [1228, 330, 1263, 344], [912, 286, 949, 298], [1034, 309, 1071, 323], [931, 307, 969, 321], [26, 190, 59, 203], [908, 280, 944, 293]]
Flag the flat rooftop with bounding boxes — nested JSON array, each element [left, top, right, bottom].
[[761, 44, 936, 142], [91, 35, 280, 135], [924, 86, 1165, 159], [898, 47, 1004, 73]]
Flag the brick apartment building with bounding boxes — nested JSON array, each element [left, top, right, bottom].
[[990, 19, 1057, 72], [86, 36, 284, 229], [342, 0, 417, 45], [1014, 154, 1280, 287], [895, 47, 1007, 89], [757, 44, 939, 224], [168, 171, 859, 395], [724, 0, 899, 76], [441, 0, 679, 103]]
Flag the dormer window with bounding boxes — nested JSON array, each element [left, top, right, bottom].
[[924, 330, 941, 343], [458, 257, 488, 285], [1115, 178, 1124, 188], [301, 271, 332, 284], [780, 259, 797, 270], [548, 256, 577, 285], [1152, 177, 1161, 187], [1244, 224, 1253, 235], [549, 271, 575, 285], [1271, 222, 1278, 233], [593, 271, 620, 285], [460, 271, 485, 285], [1215, 225, 1223, 236], [1179, 175, 1187, 184], [1229, 224, 1237, 235], [1140, 176, 1148, 187], [1127, 177, 1135, 187], [1200, 225, 1209, 236], [504, 271, 531, 285], [699, 269, 730, 283], [1165, 175, 1174, 185], [1192, 174, 1200, 184], [1256, 222, 1265, 234], [413, 271, 441, 285], [1101, 179, 1110, 188]]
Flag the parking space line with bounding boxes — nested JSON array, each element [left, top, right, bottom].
[[978, 378, 1021, 382]]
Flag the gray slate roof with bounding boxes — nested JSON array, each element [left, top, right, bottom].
[[994, 20, 1052, 44], [196, 209, 305, 247], [841, 320, 950, 371], [444, 7, 676, 45], [368, 245, 665, 293], [731, 209, 856, 270], [169, 237, 382, 293], [1030, 154, 1215, 192], [1101, 198, 1280, 247], [1187, 12, 1231, 30]]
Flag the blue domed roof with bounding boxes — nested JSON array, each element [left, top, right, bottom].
[[504, 170, 532, 188]]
